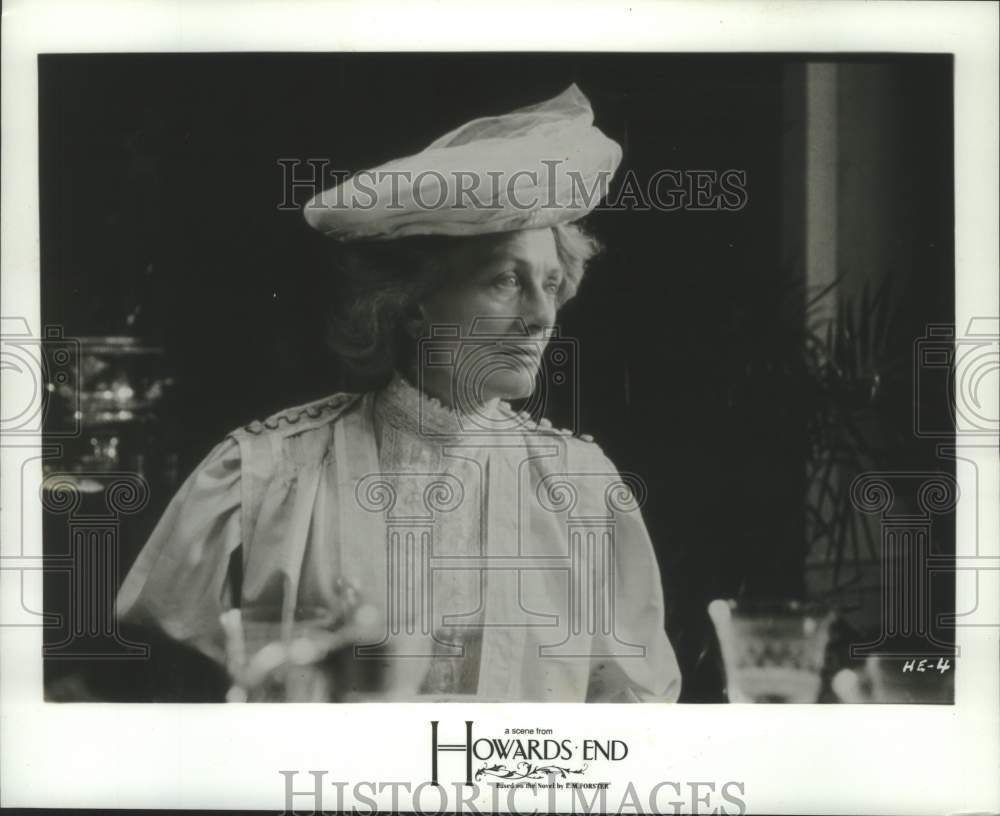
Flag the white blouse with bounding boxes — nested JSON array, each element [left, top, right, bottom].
[[116, 373, 682, 702]]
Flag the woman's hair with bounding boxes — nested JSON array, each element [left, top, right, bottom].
[[325, 222, 603, 390]]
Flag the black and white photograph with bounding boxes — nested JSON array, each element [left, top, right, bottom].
[[2, 1, 997, 813], [36, 51, 958, 706]]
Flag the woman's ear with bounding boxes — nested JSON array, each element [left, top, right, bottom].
[[403, 303, 426, 339]]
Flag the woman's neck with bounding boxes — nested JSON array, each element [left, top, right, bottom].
[[399, 364, 497, 415]]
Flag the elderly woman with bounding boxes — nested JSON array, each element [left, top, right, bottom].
[[116, 84, 681, 703]]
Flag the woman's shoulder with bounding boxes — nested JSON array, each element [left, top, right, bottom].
[[221, 390, 368, 475], [495, 401, 606, 460], [233, 391, 364, 439], [505, 409, 621, 478]]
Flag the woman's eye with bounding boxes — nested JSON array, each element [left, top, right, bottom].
[[494, 273, 520, 290]]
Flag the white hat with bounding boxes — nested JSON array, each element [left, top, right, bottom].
[[303, 83, 621, 241]]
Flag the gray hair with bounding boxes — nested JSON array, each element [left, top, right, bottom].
[[325, 222, 603, 390]]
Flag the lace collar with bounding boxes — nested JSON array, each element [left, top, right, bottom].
[[374, 371, 524, 438]]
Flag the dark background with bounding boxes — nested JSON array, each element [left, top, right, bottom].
[[40, 53, 955, 701]]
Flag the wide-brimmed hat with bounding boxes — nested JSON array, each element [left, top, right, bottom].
[[303, 83, 621, 241]]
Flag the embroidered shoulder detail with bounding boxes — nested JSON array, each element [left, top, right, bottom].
[[240, 392, 360, 435]]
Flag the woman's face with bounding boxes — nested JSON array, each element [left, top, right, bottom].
[[413, 227, 563, 407]]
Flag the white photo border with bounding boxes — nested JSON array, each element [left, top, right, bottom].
[[1, 1, 997, 813]]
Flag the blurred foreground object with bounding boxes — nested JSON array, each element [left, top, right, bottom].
[[709, 598, 834, 703], [220, 589, 420, 702]]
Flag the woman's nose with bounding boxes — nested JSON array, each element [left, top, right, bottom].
[[520, 285, 557, 333]]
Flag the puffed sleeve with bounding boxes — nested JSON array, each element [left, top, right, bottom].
[[116, 436, 242, 665], [583, 447, 683, 704]]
